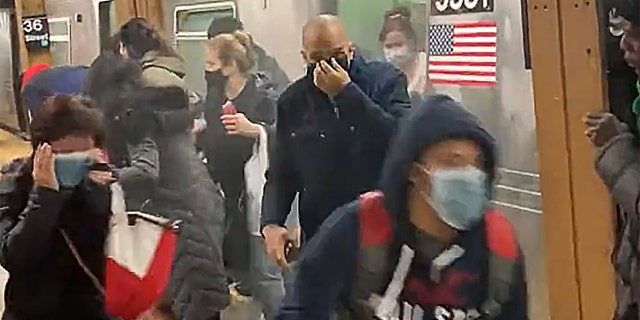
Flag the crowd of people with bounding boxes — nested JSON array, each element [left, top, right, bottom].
[[0, 0, 636, 319]]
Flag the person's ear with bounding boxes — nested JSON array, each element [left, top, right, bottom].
[[300, 50, 309, 64], [347, 42, 355, 59], [119, 43, 128, 58], [409, 163, 430, 191]]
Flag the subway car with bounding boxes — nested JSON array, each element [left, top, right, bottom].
[[1, 0, 635, 319]]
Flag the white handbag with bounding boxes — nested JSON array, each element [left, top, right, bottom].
[[244, 125, 269, 236]]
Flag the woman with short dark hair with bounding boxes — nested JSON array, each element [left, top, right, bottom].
[[116, 17, 187, 89]]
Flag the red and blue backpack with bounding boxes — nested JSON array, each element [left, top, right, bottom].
[[340, 191, 519, 320]]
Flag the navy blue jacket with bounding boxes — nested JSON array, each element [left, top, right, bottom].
[[21, 66, 88, 115], [261, 54, 410, 239], [276, 96, 528, 320], [276, 201, 528, 320]]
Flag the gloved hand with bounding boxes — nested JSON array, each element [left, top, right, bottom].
[[583, 111, 628, 147]]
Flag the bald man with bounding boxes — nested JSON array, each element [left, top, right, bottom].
[[261, 15, 410, 267]]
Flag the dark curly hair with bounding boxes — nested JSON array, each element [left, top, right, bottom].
[[85, 52, 144, 166], [378, 6, 417, 45], [85, 52, 142, 116], [29, 95, 105, 150], [116, 17, 182, 60]]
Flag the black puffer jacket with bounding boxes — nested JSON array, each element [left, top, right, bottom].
[[86, 53, 229, 319], [199, 75, 276, 272]]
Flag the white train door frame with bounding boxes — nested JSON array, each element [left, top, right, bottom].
[[47, 17, 71, 65], [93, 0, 113, 52]]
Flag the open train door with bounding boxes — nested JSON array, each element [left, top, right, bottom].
[[528, 0, 622, 319], [0, 0, 27, 136]]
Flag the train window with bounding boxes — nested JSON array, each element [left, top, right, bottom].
[[175, 2, 236, 36], [174, 2, 236, 95], [48, 17, 71, 65], [337, 0, 427, 60]]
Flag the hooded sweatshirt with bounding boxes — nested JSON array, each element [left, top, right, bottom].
[[21, 65, 89, 115], [139, 51, 187, 89], [276, 95, 528, 320]]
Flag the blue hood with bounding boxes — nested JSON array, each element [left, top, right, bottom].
[[21, 66, 88, 114], [379, 95, 497, 235]]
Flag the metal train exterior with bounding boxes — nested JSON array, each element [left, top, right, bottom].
[[15, 0, 547, 318]]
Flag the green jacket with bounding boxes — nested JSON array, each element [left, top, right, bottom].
[[140, 51, 187, 89]]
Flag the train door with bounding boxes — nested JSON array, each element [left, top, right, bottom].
[[166, 1, 236, 96], [47, 17, 71, 65], [0, 1, 21, 133], [528, 0, 618, 318]]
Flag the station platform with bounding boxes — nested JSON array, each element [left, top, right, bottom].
[[0, 129, 29, 165]]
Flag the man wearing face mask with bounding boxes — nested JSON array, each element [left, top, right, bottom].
[[276, 95, 528, 320], [0, 95, 115, 320], [261, 14, 411, 268]]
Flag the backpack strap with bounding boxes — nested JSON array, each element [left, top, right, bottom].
[[358, 191, 393, 247], [481, 210, 519, 318], [141, 63, 176, 75], [342, 191, 395, 319]]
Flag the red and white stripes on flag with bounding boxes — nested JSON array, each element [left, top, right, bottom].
[[428, 21, 497, 87]]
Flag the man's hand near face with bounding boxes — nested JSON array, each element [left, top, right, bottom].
[[313, 58, 351, 98]]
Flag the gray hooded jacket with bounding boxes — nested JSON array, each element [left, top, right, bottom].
[[595, 130, 640, 320]]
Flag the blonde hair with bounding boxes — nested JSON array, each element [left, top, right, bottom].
[[207, 31, 256, 73]]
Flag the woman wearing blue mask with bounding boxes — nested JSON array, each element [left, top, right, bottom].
[[379, 6, 432, 100], [0, 95, 114, 320]]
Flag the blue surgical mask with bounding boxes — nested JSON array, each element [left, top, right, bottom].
[[54, 152, 92, 188], [425, 166, 489, 231]]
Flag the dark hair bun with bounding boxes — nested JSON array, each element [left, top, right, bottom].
[[385, 6, 412, 20], [118, 17, 162, 59]]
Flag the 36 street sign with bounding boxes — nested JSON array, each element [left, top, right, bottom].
[[431, 0, 495, 16], [22, 15, 50, 51]]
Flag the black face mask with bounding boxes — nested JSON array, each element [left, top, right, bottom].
[[306, 53, 351, 79], [333, 54, 351, 71], [205, 70, 228, 89], [306, 63, 316, 78]]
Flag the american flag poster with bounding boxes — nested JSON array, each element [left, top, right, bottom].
[[428, 21, 498, 87]]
